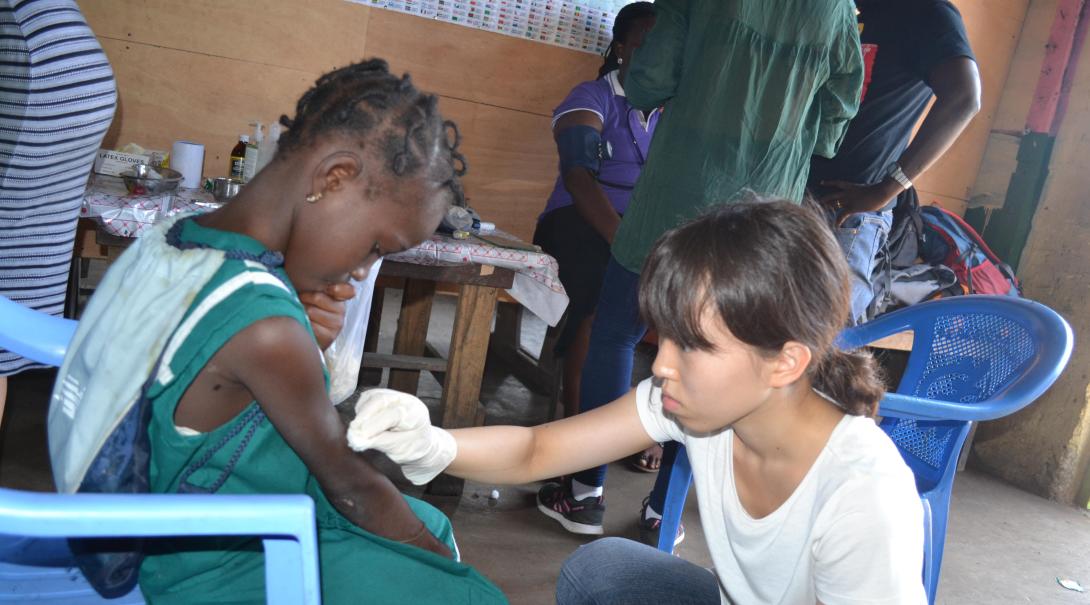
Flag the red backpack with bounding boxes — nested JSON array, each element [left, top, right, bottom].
[[919, 205, 1022, 297]]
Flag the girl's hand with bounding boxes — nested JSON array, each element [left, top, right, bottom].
[[347, 389, 457, 485], [298, 282, 357, 350]]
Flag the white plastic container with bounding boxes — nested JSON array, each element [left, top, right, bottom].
[[170, 141, 205, 189], [256, 122, 280, 174], [241, 122, 264, 182]]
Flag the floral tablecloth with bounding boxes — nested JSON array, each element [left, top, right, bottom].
[[81, 179, 568, 324], [387, 232, 567, 326], [81, 177, 219, 238]]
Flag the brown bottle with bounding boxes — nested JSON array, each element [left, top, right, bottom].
[[229, 134, 248, 179]]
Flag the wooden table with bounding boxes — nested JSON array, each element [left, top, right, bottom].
[[360, 261, 516, 496]]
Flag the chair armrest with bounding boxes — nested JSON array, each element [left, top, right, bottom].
[[0, 296, 77, 367], [878, 393, 985, 422], [0, 490, 315, 541], [0, 490, 321, 605], [836, 311, 917, 350], [880, 382, 1048, 423]]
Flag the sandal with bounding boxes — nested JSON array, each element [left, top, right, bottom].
[[627, 443, 664, 473]]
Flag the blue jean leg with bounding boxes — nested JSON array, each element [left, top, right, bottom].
[[573, 257, 647, 488], [557, 537, 721, 605], [836, 209, 893, 325]]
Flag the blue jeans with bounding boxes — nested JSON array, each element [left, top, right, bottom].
[[836, 209, 893, 325], [557, 537, 720, 604], [573, 257, 678, 514]]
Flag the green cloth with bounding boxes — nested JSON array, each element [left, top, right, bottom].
[[138, 218, 507, 605], [611, 0, 864, 273]]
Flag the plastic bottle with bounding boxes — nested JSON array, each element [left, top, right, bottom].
[[255, 122, 280, 174], [242, 122, 264, 182], [228, 134, 248, 179]]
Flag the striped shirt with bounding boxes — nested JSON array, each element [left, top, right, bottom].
[[0, 0, 116, 374]]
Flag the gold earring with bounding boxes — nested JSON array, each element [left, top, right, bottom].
[[305, 191, 323, 204]]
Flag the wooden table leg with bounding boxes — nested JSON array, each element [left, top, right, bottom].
[[388, 278, 436, 395], [64, 255, 80, 320], [489, 300, 522, 359], [426, 283, 499, 497], [358, 284, 388, 387]]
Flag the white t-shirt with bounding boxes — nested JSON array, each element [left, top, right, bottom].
[[633, 378, 927, 605]]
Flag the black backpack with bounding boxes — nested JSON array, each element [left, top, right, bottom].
[[886, 187, 923, 270], [867, 187, 961, 319]]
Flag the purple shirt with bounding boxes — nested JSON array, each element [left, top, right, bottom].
[[542, 70, 660, 217]]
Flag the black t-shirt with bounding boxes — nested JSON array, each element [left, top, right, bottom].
[[809, 0, 976, 191]]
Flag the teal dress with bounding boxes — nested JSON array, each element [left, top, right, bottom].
[[611, 0, 864, 273], [138, 218, 507, 604]]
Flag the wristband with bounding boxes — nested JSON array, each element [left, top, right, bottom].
[[886, 162, 913, 190]]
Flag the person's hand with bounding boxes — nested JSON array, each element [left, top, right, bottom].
[[346, 388, 457, 485], [818, 179, 902, 227], [298, 282, 356, 350]]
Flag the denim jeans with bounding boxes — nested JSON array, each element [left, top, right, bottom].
[[573, 257, 679, 510], [835, 209, 893, 325], [557, 537, 721, 604]]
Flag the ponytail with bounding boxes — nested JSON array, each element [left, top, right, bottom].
[[812, 349, 885, 417]]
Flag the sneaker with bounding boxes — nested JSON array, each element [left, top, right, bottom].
[[536, 479, 605, 535], [638, 496, 685, 551]]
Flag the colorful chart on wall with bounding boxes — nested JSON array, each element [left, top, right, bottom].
[[346, 0, 640, 55]]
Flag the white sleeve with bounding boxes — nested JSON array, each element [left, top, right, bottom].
[[633, 377, 686, 444], [811, 476, 928, 604]]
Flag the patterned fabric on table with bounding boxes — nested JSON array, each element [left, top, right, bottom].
[[0, 0, 117, 374], [388, 232, 568, 326], [81, 178, 217, 238]]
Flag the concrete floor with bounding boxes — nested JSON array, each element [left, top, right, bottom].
[[3, 287, 1090, 604]]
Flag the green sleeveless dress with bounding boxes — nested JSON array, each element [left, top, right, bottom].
[[137, 218, 507, 604]]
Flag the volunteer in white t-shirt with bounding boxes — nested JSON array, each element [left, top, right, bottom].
[[347, 200, 927, 604]]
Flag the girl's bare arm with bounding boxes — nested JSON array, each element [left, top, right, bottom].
[[446, 388, 657, 484]]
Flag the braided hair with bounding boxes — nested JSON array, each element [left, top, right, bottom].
[[598, 2, 657, 78], [278, 58, 468, 205]]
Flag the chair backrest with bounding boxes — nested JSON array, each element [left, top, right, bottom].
[[839, 296, 1073, 493]]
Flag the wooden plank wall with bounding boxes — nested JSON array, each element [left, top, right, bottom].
[[83, 0, 1026, 238], [82, 0, 599, 241], [914, 0, 1029, 214]]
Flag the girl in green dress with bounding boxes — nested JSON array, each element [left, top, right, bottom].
[[134, 59, 506, 604]]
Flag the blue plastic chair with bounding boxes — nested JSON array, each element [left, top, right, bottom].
[[654, 444, 691, 553], [657, 296, 1073, 604], [838, 295, 1072, 602], [0, 295, 322, 604]]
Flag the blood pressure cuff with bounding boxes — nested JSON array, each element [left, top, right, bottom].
[[556, 124, 606, 174]]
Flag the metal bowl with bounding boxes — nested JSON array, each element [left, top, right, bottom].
[[121, 164, 183, 195], [211, 177, 243, 203]]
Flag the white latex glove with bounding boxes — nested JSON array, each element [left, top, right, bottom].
[[346, 388, 457, 485]]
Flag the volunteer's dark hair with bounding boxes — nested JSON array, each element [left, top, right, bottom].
[[639, 198, 885, 416], [599, 2, 657, 78], [277, 58, 467, 205]]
